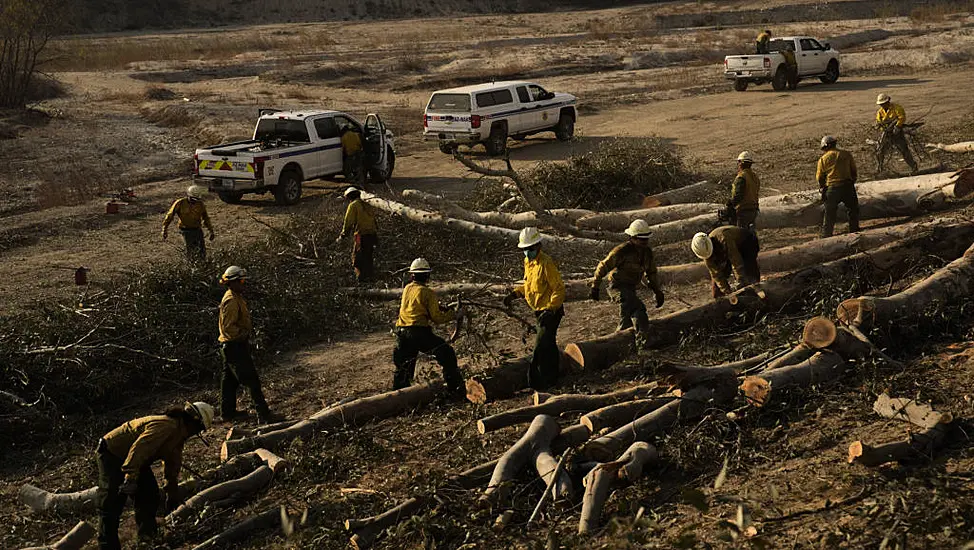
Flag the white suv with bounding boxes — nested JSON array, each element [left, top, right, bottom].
[[423, 81, 578, 156]]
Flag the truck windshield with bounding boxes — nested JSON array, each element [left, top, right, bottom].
[[254, 119, 310, 143], [428, 93, 471, 113]]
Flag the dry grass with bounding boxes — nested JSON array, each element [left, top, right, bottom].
[[32, 155, 117, 208], [140, 104, 225, 144], [909, 1, 974, 24]]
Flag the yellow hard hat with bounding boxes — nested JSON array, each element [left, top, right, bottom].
[[187, 185, 207, 199]]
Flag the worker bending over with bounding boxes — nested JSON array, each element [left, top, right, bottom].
[[162, 185, 215, 261], [816, 135, 860, 237], [875, 93, 918, 175], [691, 226, 761, 299], [337, 187, 378, 283]]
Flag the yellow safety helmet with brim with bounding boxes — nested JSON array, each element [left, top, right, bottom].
[[518, 227, 543, 249]]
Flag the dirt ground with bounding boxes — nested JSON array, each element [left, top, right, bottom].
[[2, 2, 974, 549]]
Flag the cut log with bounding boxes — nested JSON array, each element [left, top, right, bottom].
[[740, 351, 846, 407], [533, 449, 573, 501], [655, 351, 775, 387], [580, 397, 676, 434], [848, 424, 950, 467], [872, 393, 953, 429], [226, 420, 299, 440], [18, 486, 99, 516], [253, 449, 290, 474], [552, 423, 592, 453], [476, 382, 658, 433], [481, 415, 561, 503], [584, 386, 715, 462], [534, 392, 553, 405], [167, 465, 275, 523], [837, 240, 974, 330], [642, 223, 974, 349], [448, 459, 501, 491], [191, 506, 281, 550], [222, 383, 443, 458], [764, 344, 815, 371], [642, 180, 714, 207], [346, 497, 426, 550], [801, 318, 902, 367], [466, 353, 573, 404], [576, 203, 720, 231], [563, 328, 636, 372], [20, 520, 95, 550], [926, 141, 974, 153], [758, 172, 958, 207], [578, 442, 658, 534], [341, 279, 593, 302], [402, 189, 592, 229]]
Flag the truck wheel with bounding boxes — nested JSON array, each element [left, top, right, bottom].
[[820, 60, 840, 84], [554, 113, 575, 141], [369, 148, 396, 184], [771, 68, 788, 91], [485, 124, 508, 156], [438, 143, 456, 155], [734, 79, 749, 92], [218, 191, 243, 204], [274, 171, 302, 205]]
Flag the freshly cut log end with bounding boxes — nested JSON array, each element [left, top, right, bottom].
[[254, 449, 290, 474], [802, 317, 838, 349], [466, 356, 533, 404], [836, 297, 873, 328], [564, 329, 635, 371], [534, 392, 553, 406], [740, 376, 771, 407], [345, 497, 425, 549], [847, 441, 868, 464]]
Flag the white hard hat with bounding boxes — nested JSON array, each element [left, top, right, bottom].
[[188, 401, 215, 430], [876, 93, 891, 105], [409, 258, 432, 273], [737, 151, 754, 163], [187, 185, 207, 199], [344, 186, 361, 198], [624, 219, 652, 238], [691, 232, 714, 260], [220, 265, 247, 283], [518, 227, 543, 249], [820, 135, 837, 149]]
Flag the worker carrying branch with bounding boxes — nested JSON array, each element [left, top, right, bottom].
[[505, 227, 565, 391], [816, 135, 860, 237], [590, 219, 664, 343], [875, 93, 918, 175], [95, 401, 214, 550], [393, 258, 465, 394], [336, 186, 378, 283], [725, 151, 761, 229], [162, 185, 214, 262], [691, 226, 761, 300]]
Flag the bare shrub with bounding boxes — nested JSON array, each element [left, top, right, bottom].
[[144, 85, 177, 101], [0, 0, 67, 108]]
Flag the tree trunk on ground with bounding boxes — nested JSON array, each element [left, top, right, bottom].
[[580, 397, 676, 434], [346, 497, 426, 550], [402, 189, 592, 229], [757, 172, 958, 208], [340, 279, 593, 302], [848, 424, 950, 466], [222, 383, 443, 458], [533, 449, 573, 501], [563, 328, 636, 372], [226, 420, 299, 440], [656, 351, 773, 388], [642, 180, 714, 207], [465, 353, 571, 404], [802, 317, 903, 367], [481, 415, 561, 504], [576, 203, 720, 231], [476, 383, 659, 433], [20, 521, 95, 550], [740, 351, 847, 407], [642, 223, 974, 349], [578, 442, 658, 534], [191, 506, 282, 550], [584, 386, 715, 462], [927, 141, 974, 153], [553, 423, 592, 453], [837, 241, 974, 330], [167, 465, 275, 523]]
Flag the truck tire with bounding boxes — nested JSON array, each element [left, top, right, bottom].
[[820, 60, 840, 84], [438, 143, 456, 154], [554, 112, 575, 141], [734, 79, 749, 92], [274, 171, 302, 206], [771, 68, 788, 91], [218, 191, 244, 204], [369, 147, 396, 184], [485, 123, 508, 156]]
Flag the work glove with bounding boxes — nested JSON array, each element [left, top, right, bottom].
[[503, 291, 518, 309], [820, 187, 828, 202], [589, 285, 600, 301], [119, 478, 139, 497], [208, 231, 215, 241], [654, 290, 665, 308]]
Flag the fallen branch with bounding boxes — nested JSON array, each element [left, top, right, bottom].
[[167, 464, 275, 523], [740, 351, 847, 407], [580, 396, 676, 434], [576, 202, 720, 231], [481, 415, 561, 504], [926, 141, 974, 153], [401, 188, 592, 229], [347, 497, 425, 550], [20, 520, 94, 550], [641, 180, 714, 207], [579, 442, 658, 534], [848, 396, 953, 467], [191, 506, 282, 550]]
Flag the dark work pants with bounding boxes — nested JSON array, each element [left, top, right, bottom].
[[739, 231, 762, 284], [529, 307, 564, 391], [393, 326, 463, 392], [180, 227, 205, 262], [353, 233, 377, 282], [220, 340, 270, 417], [891, 131, 918, 172], [736, 208, 758, 230], [344, 151, 366, 184], [609, 284, 649, 333], [821, 184, 860, 237], [97, 444, 158, 550]]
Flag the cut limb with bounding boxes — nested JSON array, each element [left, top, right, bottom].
[[837, 240, 974, 330], [340, 278, 593, 302], [191, 506, 282, 550], [642, 180, 714, 207], [578, 442, 658, 534], [167, 465, 274, 523], [580, 397, 676, 434], [20, 520, 95, 550], [872, 393, 953, 429], [584, 386, 715, 462], [848, 424, 950, 467], [346, 497, 426, 550], [758, 172, 958, 207], [401, 188, 592, 228], [801, 317, 903, 367], [642, 223, 974, 349], [481, 415, 561, 504], [655, 351, 775, 387], [926, 141, 974, 152], [222, 383, 443, 458], [563, 328, 635, 371], [576, 203, 720, 231], [740, 351, 846, 407], [553, 423, 593, 452], [226, 420, 299, 440], [533, 449, 573, 501], [476, 382, 659, 433], [465, 353, 572, 404]]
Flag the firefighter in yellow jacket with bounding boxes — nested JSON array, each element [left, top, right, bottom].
[[96, 401, 214, 549], [393, 258, 464, 393], [816, 135, 860, 237], [726, 151, 760, 229], [590, 219, 664, 337], [756, 29, 772, 54], [875, 93, 918, 175], [504, 227, 566, 390], [691, 226, 761, 299], [336, 187, 378, 282], [162, 185, 215, 261]]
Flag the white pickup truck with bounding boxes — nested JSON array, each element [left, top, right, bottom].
[[194, 109, 395, 205], [724, 36, 840, 92]]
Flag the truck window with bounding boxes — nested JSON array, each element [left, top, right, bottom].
[[333, 115, 360, 133], [808, 38, 824, 50], [428, 93, 471, 112], [476, 89, 514, 108], [528, 85, 548, 101], [516, 86, 531, 103], [255, 119, 310, 143], [313, 117, 339, 140], [799, 38, 817, 51]]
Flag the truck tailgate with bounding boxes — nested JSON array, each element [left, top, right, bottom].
[[725, 55, 769, 72], [426, 111, 473, 134], [197, 154, 258, 180]]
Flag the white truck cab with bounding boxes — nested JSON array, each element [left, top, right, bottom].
[[724, 36, 840, 91], [194, 109, 395, 204], [423, 81, 578, 156]]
